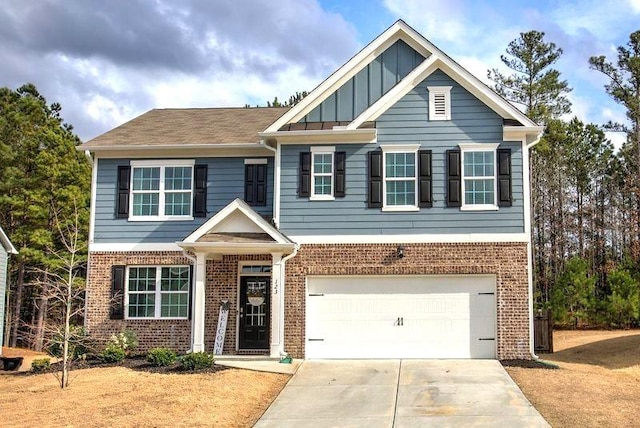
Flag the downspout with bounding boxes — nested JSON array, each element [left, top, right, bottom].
[[261, 140, 280, 228], [525, 130, 543, 359], [182, 250, 198, 353], [277, 244, 299, 357]]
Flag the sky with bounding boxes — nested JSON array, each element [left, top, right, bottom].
[[1, 0, 638, 146]]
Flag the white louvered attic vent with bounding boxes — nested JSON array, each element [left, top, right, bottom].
[[428, 86, 452, 121]]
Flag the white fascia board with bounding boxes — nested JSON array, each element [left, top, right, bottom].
[[83, 147, 274, 159], [264, 21, 433, 133], [289, 233, 529, 245], [76, 143, 266, 152], [503, 126, 545, 147], [348, 55, 439, 129], [177, 242, 295, 254], [259, 129, 376, 144], [434, 61, 538, 127], [89, 242, 183, 252], [0, 227, 17, 254], [88, 156, 98, 245]]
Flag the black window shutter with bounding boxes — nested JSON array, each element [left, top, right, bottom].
[[334, 151, 346, 197], [256, 164, 267, 205], [245, 164, 255, 204], [244, 164, 267, 206], [418, 150, 432, 208], [497, 148, 512, 207], [116, 166, 131, 218], [188, 265, 194, 320], [110, 265, 125, 320], [298, 152, 311, 197], [446, 150, 462, 207], [193, 164, 208, 217], [368, 150, 383, 208]]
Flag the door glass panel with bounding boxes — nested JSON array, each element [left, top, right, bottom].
[[245, 280, 267, 327]]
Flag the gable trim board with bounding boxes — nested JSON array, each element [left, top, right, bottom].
[[266, 20, 541, 134], [265, 21, 434, 133]]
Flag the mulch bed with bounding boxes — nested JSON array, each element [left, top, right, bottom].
[[31, 355, 228, 375], [501, 359, 559, 369]]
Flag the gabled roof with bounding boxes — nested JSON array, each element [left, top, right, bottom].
[[0, 226, 17, 255], [82, 107, 289, 150], [265, 20, 541, 135], [178, 199, 295, 255]]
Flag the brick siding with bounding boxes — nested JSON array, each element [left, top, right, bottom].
[[87, 243, 531, 360], [86, 251, 269, 353], [283, 242, 531, 360]]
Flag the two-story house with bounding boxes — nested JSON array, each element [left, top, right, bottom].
[[80, 21, 542, 360]]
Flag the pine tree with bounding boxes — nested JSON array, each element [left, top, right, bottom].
[[0, 84, 90, 348]]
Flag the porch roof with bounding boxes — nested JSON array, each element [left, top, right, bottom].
[[177, 199, 296, 257]]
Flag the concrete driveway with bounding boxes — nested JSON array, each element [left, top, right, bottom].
[[254, 360, 549, 427]]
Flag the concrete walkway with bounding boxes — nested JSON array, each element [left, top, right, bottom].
[[255, 360, 549, 428]]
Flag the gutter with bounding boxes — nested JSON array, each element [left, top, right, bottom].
[[75, 143, 267, 152]]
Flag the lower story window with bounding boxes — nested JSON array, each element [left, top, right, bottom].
[[127, 266, 190, 319]]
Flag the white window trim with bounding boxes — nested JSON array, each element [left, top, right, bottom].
[[244, 158, 268, 165], [459, 143, 500, 211], [310, 146, 335, 201], [129, 159, 195, 221], [381, 144, 420, 212], [428, 86, 452, 121], [124, 265, 191, 320]]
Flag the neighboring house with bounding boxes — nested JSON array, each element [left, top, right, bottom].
[[80, 21, 543, 360], [0, 226, 18, 355]]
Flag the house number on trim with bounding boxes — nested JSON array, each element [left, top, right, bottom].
[[273, 279, 279, 295]]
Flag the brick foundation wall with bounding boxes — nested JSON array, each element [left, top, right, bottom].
[[86, 252, 271, 354], [283, 242, 531, 360]]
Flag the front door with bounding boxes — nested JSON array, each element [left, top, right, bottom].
[[239, 276, 270, 350]]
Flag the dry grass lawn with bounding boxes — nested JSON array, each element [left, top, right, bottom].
[[0, 364, 289, 427], [507, 330, 640, 428]]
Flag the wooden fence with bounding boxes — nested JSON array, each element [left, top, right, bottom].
[[534, 309, 554, 353]]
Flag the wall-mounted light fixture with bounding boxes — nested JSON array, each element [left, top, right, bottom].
[[397, 245, 404, 259]]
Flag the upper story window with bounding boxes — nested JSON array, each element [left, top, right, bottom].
[[298, 147, 346, 200], [126, 265, 190, 319], [120, 160, 196, 221], [463, 150, 495, 206], [384, 149, 417, 209], [368, 145, 432, 211], [446, 143, 509, 211], [311, 147, 334, 200], [428, 86, 452, 121]]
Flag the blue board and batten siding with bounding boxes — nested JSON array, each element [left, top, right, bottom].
[[279, 70, 525, 236], [93, 158, 274, 243], [302, 40, 426, 123]]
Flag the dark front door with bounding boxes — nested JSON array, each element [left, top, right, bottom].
[[239, 276, 270, 350]]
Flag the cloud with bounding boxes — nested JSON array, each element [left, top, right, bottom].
[[630, 0, 640, 13], [0, 0, 359, 141]]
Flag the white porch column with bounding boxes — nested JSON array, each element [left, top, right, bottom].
[[191, 252, 207, 352], [270, 253, 285, 358]]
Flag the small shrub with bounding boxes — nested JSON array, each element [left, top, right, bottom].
[[180, 352, 215, 370], [100, 345, 126, 363], [108, 329, 138, 355], [31, 358, 51, 373], [147, 348, 177, 367]]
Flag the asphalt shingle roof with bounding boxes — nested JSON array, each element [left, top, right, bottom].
[[82, 107, 290, 147]]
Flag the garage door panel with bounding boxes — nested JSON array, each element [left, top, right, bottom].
[[306, 276, 496, 359]]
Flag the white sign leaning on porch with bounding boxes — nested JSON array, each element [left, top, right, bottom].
[[213, 301, 230, 355]]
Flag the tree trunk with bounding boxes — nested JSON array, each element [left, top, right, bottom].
[[34, 273, 49, 352], [10, 261, 25, 348]]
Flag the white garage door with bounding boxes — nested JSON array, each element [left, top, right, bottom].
[[306, 275, 496, 359]]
